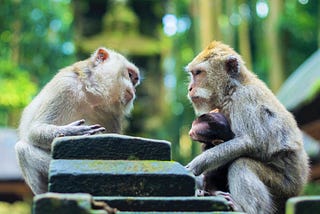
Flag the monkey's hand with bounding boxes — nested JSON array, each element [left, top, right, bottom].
[[185, 153, 209, 176], [214, 191, 240, 211], [58, 119, 106, 137]]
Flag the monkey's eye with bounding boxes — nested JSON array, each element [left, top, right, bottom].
[[194, 70, 202, 75], [128, 68, 139, 86]]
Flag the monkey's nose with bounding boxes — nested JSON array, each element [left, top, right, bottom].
[[188, 129, 194, 138]]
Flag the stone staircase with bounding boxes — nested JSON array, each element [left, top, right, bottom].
[[32, 134, 320, 213], [33, 134, 238, 213]]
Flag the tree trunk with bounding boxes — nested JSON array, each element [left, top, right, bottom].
[[197, 0, 222, 49], [238, 0, 252, 71], [225, 0, 236, 47], [265, 0, 284, 92]]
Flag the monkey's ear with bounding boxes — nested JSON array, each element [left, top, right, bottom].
[[93, 48, 109, 64], [225, 55, 240, 76]]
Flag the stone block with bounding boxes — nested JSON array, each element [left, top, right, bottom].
[[33, 192, 109, 214], [95, 196, 231, 212], [33, 193, 243, 214], [49, 160, 195, 196], [286, 196, 320, 214], [52, 134, 171, 161]]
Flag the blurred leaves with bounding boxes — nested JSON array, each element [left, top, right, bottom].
[[0, 60, 37, 108], [0, 0, 75, 86], [0, 0, 75, 126]]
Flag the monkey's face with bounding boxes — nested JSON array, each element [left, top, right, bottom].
[[186, 58, 229, 116], [186, 60, 214, 115], [121, 63, 140, 114], [186, 41, 242, 115], [90, 48, 140, 114]]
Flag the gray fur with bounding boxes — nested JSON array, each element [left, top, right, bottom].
[[15, 48, 139, 194]]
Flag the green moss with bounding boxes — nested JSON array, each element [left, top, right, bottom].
[[0, 201, 31, 214]]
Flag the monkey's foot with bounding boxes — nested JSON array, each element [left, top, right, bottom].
[[213, 191, 239, 211]]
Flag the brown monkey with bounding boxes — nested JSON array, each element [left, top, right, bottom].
[[189, 109, 234, 196], [185, 41, 309, 214], [15, 47, 140, 194]]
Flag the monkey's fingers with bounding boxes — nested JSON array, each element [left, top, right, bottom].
[[63, 124, 105, 136], [67, 119, 86, 126], [195, 189, 212, 196], [214, 191, 239, 211], [87, 126, 106, 135]]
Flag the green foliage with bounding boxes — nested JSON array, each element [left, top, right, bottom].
[[279, 0, 319, 76], [0, 0, 75, 126], [0, 60, 37, 108], [306, 79, 320, 102], [0, 0, 75, 86], [303, 182, 320, 195]]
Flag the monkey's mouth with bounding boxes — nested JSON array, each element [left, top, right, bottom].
[[190, 96, 206, 103], [124, 88, 135, 103]]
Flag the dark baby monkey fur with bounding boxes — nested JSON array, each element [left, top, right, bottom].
[[189, 109, 234, 195], [189, 109, 234, 150], [185, 41, 309, 214]]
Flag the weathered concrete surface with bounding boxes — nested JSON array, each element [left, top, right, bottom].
[[33, 193, 242, 213], [95, 196, 231, 212], [49, 160, 195, 196], [286, 196, 320, 214], [33, 192, 109, 214], [52, 134, 171, 161]]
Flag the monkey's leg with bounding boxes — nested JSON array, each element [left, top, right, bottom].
[[227, 158, 275, 214], [15, 141, 50, 194]]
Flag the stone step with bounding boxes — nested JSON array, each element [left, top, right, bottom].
[[33, 193, 108, 214], [34, 193, 242, 214], [286, 196, 320, 214], [52, 134, 171, 161], [49, 160, 195, 196], [95, 196, 231, 212]]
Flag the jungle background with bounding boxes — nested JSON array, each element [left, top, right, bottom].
[[1, 0, 320, 213]]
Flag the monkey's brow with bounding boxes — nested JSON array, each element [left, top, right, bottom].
[[183, 66, 190, 73]]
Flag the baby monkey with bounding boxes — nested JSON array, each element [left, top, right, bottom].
[[189, 109, 234, 197], [189, 109, 234, 150]]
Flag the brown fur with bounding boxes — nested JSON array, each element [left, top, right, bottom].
[[185, 41, 309, 214]]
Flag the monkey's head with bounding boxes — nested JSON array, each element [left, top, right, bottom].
[[82, 47, 140, 115], [185, 41, 247, 116]]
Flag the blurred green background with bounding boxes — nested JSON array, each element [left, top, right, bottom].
[[0, 0, 320, 213]]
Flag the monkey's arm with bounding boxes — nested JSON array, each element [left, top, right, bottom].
[[24, 78, 105, 151], [186, 135, 254, 176]]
